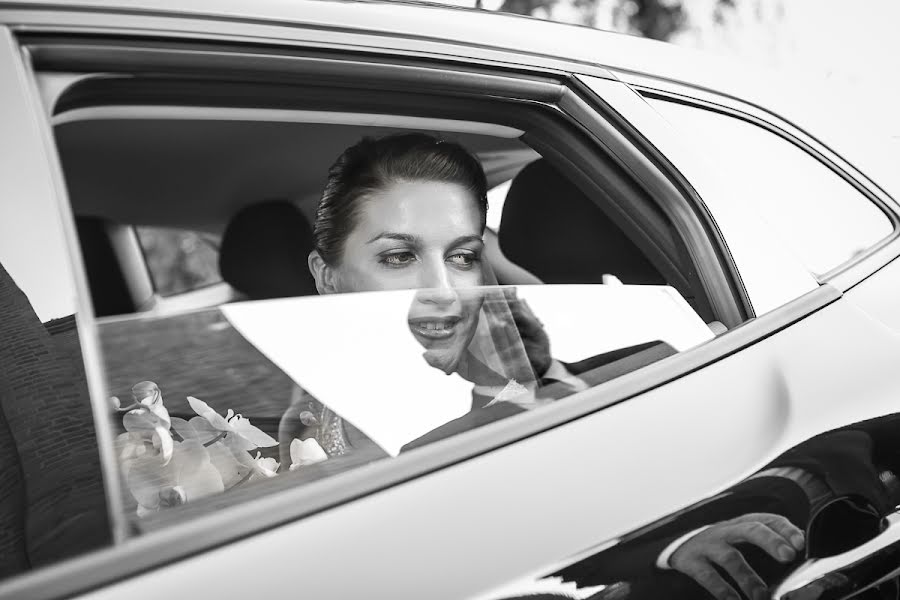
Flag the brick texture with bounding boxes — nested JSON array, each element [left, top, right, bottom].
[[0, 261, 110, 579]]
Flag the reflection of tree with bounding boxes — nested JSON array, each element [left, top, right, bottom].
[[497, 0, 738, 41], [136, 227, 221, 297]]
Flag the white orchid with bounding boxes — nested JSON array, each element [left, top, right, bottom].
[[290, 438, 327, 470], [116, 383, 288, 516], [186, 396, 277, 451], [239, 451, 280, 482], [112, 381, 171, 428], [126, 440, 224, 516], [170, 416, 252, 489]]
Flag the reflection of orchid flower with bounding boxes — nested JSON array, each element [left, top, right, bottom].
[[126, 440, 224, 516], [186, 396, 277, 451], [112, 381, 171, 428], [290, 438, 327, 471], [170, 417, 251, 489], [240, 452, 280, 482], [121, 406, 174, 465]]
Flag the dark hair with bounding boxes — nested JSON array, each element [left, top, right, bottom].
[[313, 133, 488, 265]]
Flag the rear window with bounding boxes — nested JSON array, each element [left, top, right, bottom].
[[135, 227, 222, 296]]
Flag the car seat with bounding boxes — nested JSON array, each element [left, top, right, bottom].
[[218, 200, 318, 299], [498, 159, 666, 285]]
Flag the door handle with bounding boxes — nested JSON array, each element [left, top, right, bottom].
[[772, 511, 900, 599]]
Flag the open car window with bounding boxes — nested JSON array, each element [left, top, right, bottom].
[[135, 226, 222, 297]]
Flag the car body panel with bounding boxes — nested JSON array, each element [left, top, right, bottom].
[[58, 290, 900, 600]]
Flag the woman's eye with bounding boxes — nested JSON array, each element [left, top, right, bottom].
[[448, 252, 478, 268], [381, 252, 416, 267]]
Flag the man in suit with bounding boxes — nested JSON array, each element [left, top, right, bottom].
[[552, 419, 898, 600]]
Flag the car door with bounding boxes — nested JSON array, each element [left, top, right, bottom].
[[456, 74, 900, 599], [3, 5, 900, 600]]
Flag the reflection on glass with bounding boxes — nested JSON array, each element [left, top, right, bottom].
[[102, 283, 709, 523], [479, 414, 900, 600], [0, 258, 109, 580]]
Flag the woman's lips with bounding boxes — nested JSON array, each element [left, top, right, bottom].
[[408, 316, 462, 341]]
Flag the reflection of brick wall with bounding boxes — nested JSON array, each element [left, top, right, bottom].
[[100, 309, 295, 422], [0, 262, 109, 578]]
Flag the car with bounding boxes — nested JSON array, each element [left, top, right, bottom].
[[1, 1, 900, 599]]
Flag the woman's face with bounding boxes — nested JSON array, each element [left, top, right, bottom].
[[320, 180, 486, 374]]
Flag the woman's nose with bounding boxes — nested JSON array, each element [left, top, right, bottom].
[[418, 261, 457, 305]]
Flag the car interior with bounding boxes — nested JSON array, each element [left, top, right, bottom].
[[52, 85, 715, 327]]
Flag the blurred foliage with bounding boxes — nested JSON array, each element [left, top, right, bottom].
[[136, 227, 221, 297], [498, 0, 736, 41]]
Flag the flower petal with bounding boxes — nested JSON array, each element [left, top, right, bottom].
[[187, 396, 230, 430], [205, 441, 250, 489], [170, 417, 202, 442], [290, 438, 327, 469], [122, 408, 159, 434], [126, 454, 174, 510], [229, 415, 278, 448]]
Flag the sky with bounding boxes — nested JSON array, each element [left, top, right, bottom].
[[436, 0, 900, 144], [671, 0, 900, 144]]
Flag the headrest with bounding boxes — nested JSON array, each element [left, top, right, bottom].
[[219, 200, 318, 299], [498, 160, 665, 285]]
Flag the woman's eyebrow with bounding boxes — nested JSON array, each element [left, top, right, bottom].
[[452, 235, 485, 246], [366, 232, 420, 244]]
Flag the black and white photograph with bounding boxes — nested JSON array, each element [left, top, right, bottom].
[[1, 0, 899, 598]]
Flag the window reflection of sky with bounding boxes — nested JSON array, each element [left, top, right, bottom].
[[220, 284, 713, 455]]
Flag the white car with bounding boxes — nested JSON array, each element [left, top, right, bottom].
[[1, 1, 900, 599]]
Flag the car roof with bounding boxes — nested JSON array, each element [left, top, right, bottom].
[[9, 0, 899, 198]]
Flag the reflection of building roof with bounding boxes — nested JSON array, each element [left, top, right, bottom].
[[43, 314, 77, 336]]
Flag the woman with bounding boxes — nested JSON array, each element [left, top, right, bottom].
[[280, 133, 537, 462]]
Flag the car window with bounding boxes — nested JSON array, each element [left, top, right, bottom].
[[648, 98, 894, 277], [135, 226, 222, 297], [42, 60, 731, 543], [0, 107, 112, 584], [53, 116, 714, 532]]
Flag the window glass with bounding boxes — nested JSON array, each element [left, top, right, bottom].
[[136, 227, 222, 296], [99, 284, 712, 527], [649, 99, 893, 276], [50, 75, 716, 534]]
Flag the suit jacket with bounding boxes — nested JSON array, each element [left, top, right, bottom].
[[554, 420, 894, 599], [401, 341, 676, 452]]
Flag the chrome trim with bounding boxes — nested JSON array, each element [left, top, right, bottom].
[[0, 283, 840, 600], [773, 511, 900, 600], [15, 39, 128, 543]]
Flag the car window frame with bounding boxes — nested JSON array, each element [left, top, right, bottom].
[[615, 72, 900, 292], [1, 21, 846, 600]]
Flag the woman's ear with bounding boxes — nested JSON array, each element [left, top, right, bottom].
[[308, 250, 339, 294]]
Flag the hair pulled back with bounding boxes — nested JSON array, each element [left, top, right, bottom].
[[313, 133, 488, 265]]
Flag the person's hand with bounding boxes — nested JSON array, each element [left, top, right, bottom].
[[669, 513, 805, 600], [503, 290, 553, 378]]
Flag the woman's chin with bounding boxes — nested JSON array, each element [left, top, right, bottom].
[[422, 349, 460, 375]]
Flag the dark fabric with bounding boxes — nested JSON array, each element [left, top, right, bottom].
[[555, 476, 810, 598], [498, 159, 666, 285], [0, 262, 110, 577], [555, 420, 900, 599], [566, 341, 676, 384], [219, 200, 318, 299], [75, 216, 136, 317], [403, 342, 675, 451]]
